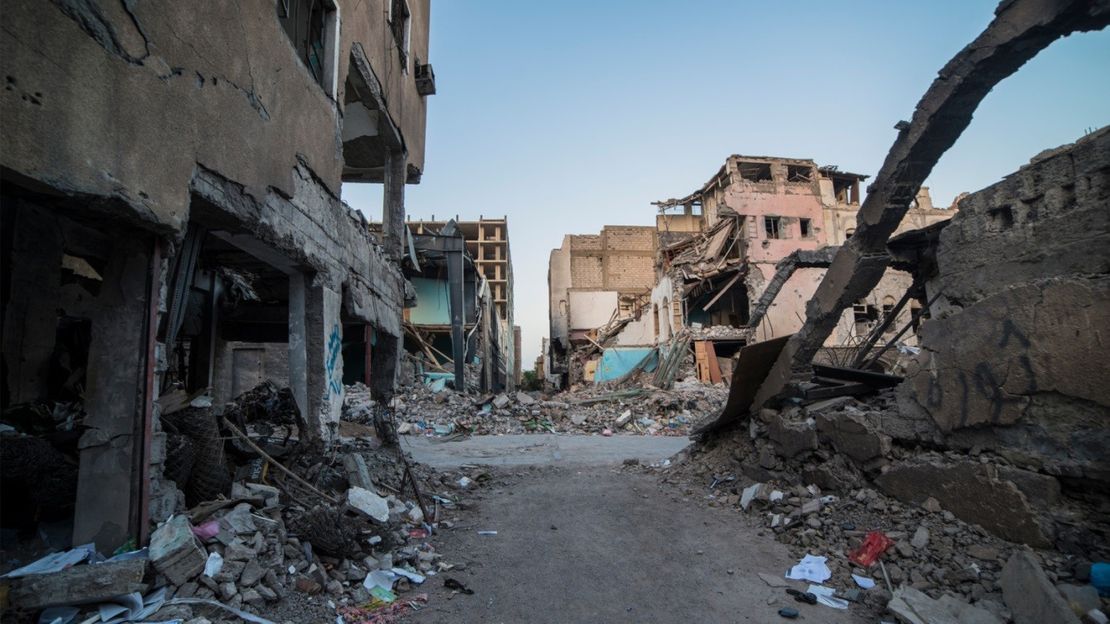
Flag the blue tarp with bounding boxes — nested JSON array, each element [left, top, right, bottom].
[[594, 347, 658, 382]]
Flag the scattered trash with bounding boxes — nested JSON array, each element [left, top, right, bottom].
[[847, 530, 893, 567], [1, 543, 97, 578], [851, 573, 876, 589], [786, 588, 817, 604], [1093, 562, 1110, 597], [807, 584, 849, 609], [477, 530, 498, 536], [190, 519, 220, 540], [785, 554, 832, 584], [203, 551, 223, 577], [444, 578, 474, 595], [777, 607, 799, 619]]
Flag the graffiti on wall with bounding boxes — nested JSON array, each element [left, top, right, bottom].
[[326, 323, 343, 398]]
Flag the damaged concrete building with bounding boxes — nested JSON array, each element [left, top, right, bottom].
[[546, 156, 953, 388], [386, 218, 518, 393], [1, 0, 433, 557], [546, 225, 659, 385]]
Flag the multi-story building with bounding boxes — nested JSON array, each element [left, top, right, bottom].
[[1, 1, 434, 553], [401, 217, 517, 389], [545, 154, 954, 388]]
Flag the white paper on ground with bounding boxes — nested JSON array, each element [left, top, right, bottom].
[[3, 543, 97, 578], [391, 567, 426, 584], [363, 569, 397, 591], [851, 573, 876, 589], [203, 552, 223, 577], [808, 584, 850, 609], [785, 554, 832, 584]]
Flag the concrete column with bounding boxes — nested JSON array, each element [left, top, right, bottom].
[[73, 236, 154, 552], [382, 151, 406, 263], [288, 272, 309, 420], [303, 278, 343, 444]]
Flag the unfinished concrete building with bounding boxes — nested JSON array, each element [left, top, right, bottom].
[[547, 225, 658, 387], [385, 219, 517, 393], [1, 0, 433, 556], [395, 217, 517, 390]]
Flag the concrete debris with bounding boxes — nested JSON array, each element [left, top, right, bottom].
[[654, 385, 1110, 613], [999, 550, 1082, 624], [150, 515, 208, 586], [364, 376, 727, 437], [887, 586, 1005, 624], [347, 486, 390, 523], [7, 558, 149, 610]]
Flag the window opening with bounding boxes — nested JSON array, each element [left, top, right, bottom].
[[799, 218, 812, 239], [278, 0, 338, 96], [737, 162, 773, 182], [764, 216, 782, 240], [786, 165, 813, 183]]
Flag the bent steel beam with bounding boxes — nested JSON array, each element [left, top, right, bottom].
[[751, 0, 1110, 410]]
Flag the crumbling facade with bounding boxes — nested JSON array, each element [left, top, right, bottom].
[[546, 156, 952, 388], [391, 219, 517, 393], [898, 127, 1110, 495], [1, 0, 433, 554], [547, 225, 658, 386]]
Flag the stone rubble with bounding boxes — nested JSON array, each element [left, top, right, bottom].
[[356, 377, 728, 438], [649, 387, 1110, 623]]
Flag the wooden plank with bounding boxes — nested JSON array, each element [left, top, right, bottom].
[[705, 341, 722, 384]]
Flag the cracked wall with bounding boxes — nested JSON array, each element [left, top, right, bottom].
[[899, 127, 1110, 486]]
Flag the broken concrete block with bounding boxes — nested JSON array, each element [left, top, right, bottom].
[[492, 394, 511, 409], [8, 558, 148, 609], [815, 411, 890, 464], [1000, 550, 1081, 624], [875, 461, 1054, 547], [1058, 583, 1101, 617], [615, 410, 632, 427], [911, 526, 930, 549], [150, 514, 206, 586], [343, 454, 374, 491], [347, 486, 389, 523], [767, 414, 817, 458], [515, 392, 536, 405]]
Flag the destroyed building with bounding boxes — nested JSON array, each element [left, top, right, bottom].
[[1, 0, 433, 558], [388, 218, 518, 393], [547, 225, 658, 385], [546, 156, 953, 388]]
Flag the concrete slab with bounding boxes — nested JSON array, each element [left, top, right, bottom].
[[401, 434, 689, 469]]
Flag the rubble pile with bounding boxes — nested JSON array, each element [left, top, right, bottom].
[[1, 383, 485, 624], [364, 377, 728, 437], [653, 389, 1110, 622]]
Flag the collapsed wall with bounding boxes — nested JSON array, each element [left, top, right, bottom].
[[897, 127, 1110, 490]]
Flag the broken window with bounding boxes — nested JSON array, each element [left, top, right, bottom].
[[845, 227, 856, 239], [786, 165, 814, 183], [990, 205, 1014, 230], [737, 162, 773, 182], [764, 216, 783, 240], [832, 176, 859, 204], [278, 0, 338, 95], [853, 299, 879, 334], [390, 0, 412, 71], [799, 218, 812, 239], [652, 304, 660, 338]]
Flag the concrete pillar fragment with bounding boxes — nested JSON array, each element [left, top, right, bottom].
[[382, 151, 406, 263], [74, 235, 155, 552]]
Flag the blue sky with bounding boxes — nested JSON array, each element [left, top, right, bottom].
[[343, 1, 1110, 369]]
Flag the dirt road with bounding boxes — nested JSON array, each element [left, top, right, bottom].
[[405, 436, 871, 624]]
